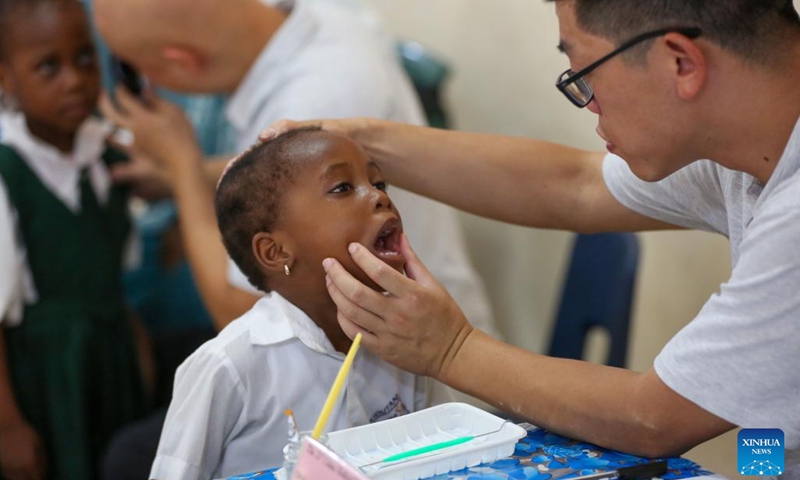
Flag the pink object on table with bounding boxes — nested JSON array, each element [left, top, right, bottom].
[[290, 437, 369, 480]]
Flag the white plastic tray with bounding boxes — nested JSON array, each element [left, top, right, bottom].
[[326, 402, 526, 480]]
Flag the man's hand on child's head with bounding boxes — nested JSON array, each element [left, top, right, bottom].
[[258, 117, 379, 143], [258, 119, 318, 142]]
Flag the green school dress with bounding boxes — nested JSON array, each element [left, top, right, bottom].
[[0, 144, 145, 480]]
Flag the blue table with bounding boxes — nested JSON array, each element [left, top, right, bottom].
[[225, 425, 714, 480]]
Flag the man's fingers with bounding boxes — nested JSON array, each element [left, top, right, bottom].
[[114, 85, 147, 116], [323, 257, 388, 327], [347, 242, 412, 296], [336, 310, 378, 344], [258, 119, 319, 141], [141, 83, 158, 105], [327, 275, 382, 348], [398, 233, 435, 285], [98, 92, 125, 126]]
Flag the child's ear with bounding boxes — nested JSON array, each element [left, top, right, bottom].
[[252, 232, 294, 276], [161, 45, 206, 75]]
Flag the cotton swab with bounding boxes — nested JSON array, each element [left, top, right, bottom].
[[284, 409, 299, 443], [311, 333, 362, 440]]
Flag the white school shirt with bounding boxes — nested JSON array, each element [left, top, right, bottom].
[[603, 116, 800, 478], [150, 292, 451, 480], [222, 0, 500, 339], [0, 112, 138, 326]]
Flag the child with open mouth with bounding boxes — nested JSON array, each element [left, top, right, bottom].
[[149, 128, 451, 480]]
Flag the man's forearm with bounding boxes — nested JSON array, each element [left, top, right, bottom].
[[438, 329, 734, 458], [356, 121, 609, 231], [203, 156, 234, 187]]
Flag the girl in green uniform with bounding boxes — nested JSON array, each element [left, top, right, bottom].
[[0, 1, 146, 478]]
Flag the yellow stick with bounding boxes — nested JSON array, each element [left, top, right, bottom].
[[311, 333, 363, 440]]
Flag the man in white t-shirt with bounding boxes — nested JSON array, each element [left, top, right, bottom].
[[94, 0, 497, 339], [262, 1, 800, 477]]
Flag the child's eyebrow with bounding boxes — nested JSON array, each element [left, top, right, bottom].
[[320, 162, 350, 179], [319, 161, 382, 179]]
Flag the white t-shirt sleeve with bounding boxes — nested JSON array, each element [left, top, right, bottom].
[[654, 196, 800, 448], [0, 179, 24, 326], [249, 57, 403, 133], [603, 154, 729, 234], [150, 348, 246, 480]]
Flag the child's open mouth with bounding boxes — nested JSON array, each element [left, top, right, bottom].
[[371, 218, 404, 268]]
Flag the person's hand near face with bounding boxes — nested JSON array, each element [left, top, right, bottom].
[[260, 118, 381, 148], [322, 234, 474, 380], [99, 87, 204, 189]]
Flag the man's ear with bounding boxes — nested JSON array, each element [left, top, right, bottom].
[[252, 231, 294, 276], [161, 45, 206, 75], [663, 32, 707, 101]]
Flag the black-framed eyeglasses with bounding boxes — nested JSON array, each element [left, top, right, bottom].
[[556, 27, 702, 108]]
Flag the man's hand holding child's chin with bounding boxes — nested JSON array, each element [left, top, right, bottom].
[[322, 234, 475, 380]]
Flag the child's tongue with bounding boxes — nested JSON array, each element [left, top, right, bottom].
[[374, 228, 401, 257]]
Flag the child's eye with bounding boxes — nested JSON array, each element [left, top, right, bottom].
[[330, 183, 353, 194], [374, 181, 388, 192], [36, 58, 59, 77]]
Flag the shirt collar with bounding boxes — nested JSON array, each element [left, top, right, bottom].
[[247, 291, 339, 355], [0, 111, 114, 212], [755, 115, 800, 208], [225, 0, 318, 134]]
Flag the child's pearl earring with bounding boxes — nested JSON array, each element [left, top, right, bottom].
[[284, 264, 291, 276]]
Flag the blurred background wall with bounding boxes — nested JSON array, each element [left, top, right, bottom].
[[362, 0, 799, 477]]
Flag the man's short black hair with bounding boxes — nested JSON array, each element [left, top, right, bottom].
[[215, 127, 322, 292], [548, 0, 800, 65]]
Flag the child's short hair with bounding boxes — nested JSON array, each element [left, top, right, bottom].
[[215, 127, 322, 292]]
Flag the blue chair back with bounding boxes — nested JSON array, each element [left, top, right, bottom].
[[547, 233, 640, 367], [396, 40, 450, 129]]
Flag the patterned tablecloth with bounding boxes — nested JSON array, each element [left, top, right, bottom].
[[225, 425, 713, 480]]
